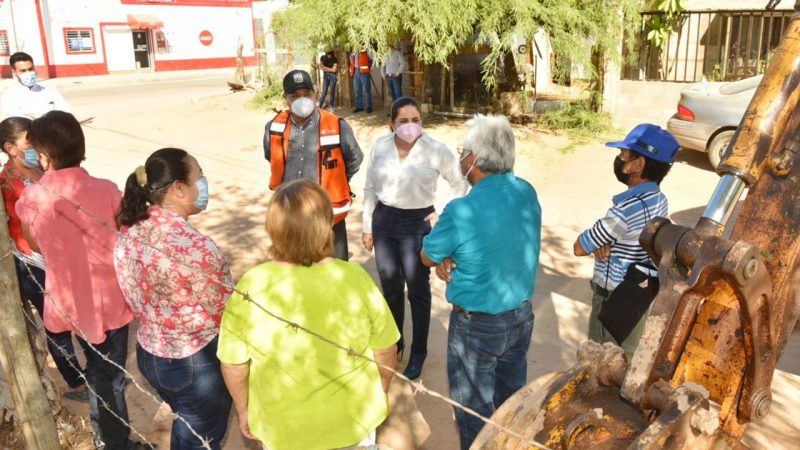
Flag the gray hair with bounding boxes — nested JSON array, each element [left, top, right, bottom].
[[462, 114, 515, 174]]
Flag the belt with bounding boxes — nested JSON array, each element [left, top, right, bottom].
[[452, 304, 488, 317], [452, 300, 530, 317]]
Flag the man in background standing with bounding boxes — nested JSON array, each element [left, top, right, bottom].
[[350, 47, 374, 113], [382, 44, 407, 103], [319, 50, 338, 110], [2, 52, 70, 119]]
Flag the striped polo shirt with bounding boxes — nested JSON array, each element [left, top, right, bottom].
[[578, 182, 667, 290]]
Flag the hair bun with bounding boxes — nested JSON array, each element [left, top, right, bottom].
[[134, 166, 148, 187]]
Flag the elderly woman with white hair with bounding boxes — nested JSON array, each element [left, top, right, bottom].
[[421, 114, 542, 449]]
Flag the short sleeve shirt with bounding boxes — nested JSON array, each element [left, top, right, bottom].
[[423, 173, 542, 314], [114, 207, 234, 358], [320, 54, 338, 70], [15, 167, 132, 343], [217, 260, 400, 449]]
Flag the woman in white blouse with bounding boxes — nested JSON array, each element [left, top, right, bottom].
[[362, 96, 468, 380]]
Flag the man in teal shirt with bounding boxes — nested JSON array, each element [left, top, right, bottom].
[[421, 114, 541, 449]]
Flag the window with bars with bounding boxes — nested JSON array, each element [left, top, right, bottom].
[[622, 10, 794, 82], [64, 28, 95, 54], [0, 31, 9, 56]]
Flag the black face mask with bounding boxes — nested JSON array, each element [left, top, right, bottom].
[[613, 156, 630, 185]]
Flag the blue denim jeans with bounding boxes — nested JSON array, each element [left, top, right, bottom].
[[76, 325, 131, 450], [387, 74, 402, 101], [353, 71, 372, 109], [320, 73, 337, 107], [447, 301, 534, 449], [137, 337, 232, 450]]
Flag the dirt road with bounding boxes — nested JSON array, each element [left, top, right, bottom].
[[39, 80, 800, 449]]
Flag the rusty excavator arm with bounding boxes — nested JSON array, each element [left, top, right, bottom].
[[473, 2, 800, 449]]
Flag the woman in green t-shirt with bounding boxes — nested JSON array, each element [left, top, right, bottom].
[[217, 179, 401, 449]]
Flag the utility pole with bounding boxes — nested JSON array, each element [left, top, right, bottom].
[[0, 215, 60, 449], [8, 0, 19, 51]]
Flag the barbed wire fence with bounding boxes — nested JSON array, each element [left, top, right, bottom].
[[0, 176, 551, 450]]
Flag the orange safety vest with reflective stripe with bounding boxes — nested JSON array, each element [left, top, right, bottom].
[[350, 51, 371, 75], [268, 109, 352, 223]]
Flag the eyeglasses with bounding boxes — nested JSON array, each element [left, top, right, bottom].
[[457, 145, 471, 160], [617, 152, 641, 163]]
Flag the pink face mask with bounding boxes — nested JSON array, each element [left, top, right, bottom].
[[394, 123, 423, 143]]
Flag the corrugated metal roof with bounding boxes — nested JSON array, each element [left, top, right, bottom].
[[682, 0, 794, 11]]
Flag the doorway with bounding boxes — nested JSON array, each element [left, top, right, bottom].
[[132, 30, 151, 70]]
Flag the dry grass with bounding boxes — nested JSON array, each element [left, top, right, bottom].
[[0, 411, 94, 450]]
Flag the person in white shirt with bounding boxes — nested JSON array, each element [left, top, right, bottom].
[[381, 45, 407, 102], [362, 96, 468, 380], [2, 52, 70, 119]]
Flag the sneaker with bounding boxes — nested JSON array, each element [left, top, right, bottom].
[[353, 108, 363, 113], [366, 108, 373, 113]]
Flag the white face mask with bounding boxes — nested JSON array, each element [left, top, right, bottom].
[[290, 97, 316, 118], [460, 151, 476, 181]]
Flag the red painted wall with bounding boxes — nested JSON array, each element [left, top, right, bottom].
[[154, 55, 256, 71], [120, 0, 252, 6]]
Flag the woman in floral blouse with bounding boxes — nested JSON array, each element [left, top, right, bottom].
[[114, 148, 233, 450]]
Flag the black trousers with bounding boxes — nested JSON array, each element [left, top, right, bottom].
[[77, 325, 131, 450], [333, 219, 349, 261], [373, 203, 434, 356], [14, 256, 85, 388]]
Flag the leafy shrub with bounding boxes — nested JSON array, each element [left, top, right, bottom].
[[536, 101, 615, 153], [248, 76, 285, 111], [537, 101, 611, 133]]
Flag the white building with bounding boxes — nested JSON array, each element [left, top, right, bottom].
[[0, 0, 260, 79]]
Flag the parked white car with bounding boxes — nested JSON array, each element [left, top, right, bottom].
[[667, 75, 761, 168]]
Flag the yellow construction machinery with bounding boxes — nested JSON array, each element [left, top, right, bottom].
[[474, 2, 800, 449]]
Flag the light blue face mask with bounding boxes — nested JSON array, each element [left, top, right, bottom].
[[19, 71, 37, 88], [22, 149, 40, 168], [193, 176, 209, 211]]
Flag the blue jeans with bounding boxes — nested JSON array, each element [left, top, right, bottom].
[[76, 325, 131, 450], [14, 256, 85, 388], [320, 73, 337, 107], [353, 71, 372, 109], [373, 203, 434, 356], [137, 337, 232, 450], [387, 75, 402, 101], [447, 301, 534, 449]]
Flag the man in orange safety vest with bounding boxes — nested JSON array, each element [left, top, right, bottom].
[[263, 69, 364, 260]]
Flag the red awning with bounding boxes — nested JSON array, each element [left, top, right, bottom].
[[127, 14, 163, 30]]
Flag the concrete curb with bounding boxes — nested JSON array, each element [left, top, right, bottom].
[[0, 67, 242, 91]]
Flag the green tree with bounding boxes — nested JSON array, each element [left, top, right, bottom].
[[273, 0, 641, 111], [644, 0, 686, 48]]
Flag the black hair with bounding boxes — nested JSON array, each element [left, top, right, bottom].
[[390, 96, 420, 122], [641, 157, 672, 184], [117, 148, 191, 227], [0, 116, 31, 153], [9, 52, 33, 68], [28, 111, 85, 169]]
